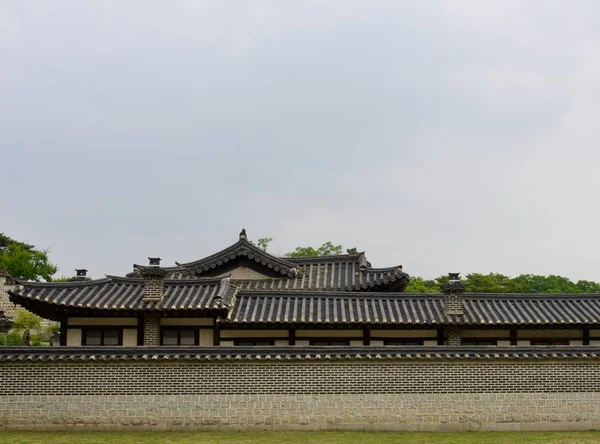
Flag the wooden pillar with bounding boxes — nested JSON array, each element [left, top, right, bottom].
[[510, 328, 517, 346], [137, 314, 145, 346], [289, 328, 296, 346], [363, 327, 370, 346], [59, 316, 67, 346], [583, 327, 590, 346], [437, 327, 445, 346], [214, 323, 221, 346]]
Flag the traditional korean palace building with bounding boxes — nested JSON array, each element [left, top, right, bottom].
[[8, 229, 600, 348]]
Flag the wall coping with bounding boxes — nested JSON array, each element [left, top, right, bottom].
[[2, 345, 600, 362]]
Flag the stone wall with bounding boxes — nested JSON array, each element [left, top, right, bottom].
[[2, 357, 600, 431]]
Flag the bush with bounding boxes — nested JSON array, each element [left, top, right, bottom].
[[6, 331, 22, 346], [30, 334, 42, 346], [0, 334, 5, 345]]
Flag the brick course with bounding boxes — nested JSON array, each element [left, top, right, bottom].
[[1, 359, 600, 431]]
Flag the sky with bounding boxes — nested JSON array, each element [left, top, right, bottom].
[[1, 1, 600, 281]]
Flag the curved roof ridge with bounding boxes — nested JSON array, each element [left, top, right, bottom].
[[14, 278, 112, 288], [174, 239, 297, 277], [236, 290, 442, 299]]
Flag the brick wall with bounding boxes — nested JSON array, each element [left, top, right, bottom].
[[0, 277, 18, 318], [2, 359, 600, 431], [143, 314, 161, 345]]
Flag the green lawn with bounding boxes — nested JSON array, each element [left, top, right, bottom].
[[3, 432, 600, 444]]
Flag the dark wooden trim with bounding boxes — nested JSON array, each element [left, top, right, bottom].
[[289, 328, 296, 346], [383, 339, 425, 346], [583, 328, 590, 346], [437, 327, 444, 346], [308, 339, 351, 346], [233, 339, 276, 346], [59, 316, 67, 346], [363, 327, 370, 346], [510, 328, 517, 346]]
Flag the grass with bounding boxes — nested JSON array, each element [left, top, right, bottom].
[[4, 431, 600, 444]]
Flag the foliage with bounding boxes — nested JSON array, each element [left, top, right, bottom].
[[256, 237, 272, 252], [0, 233, 57, 281], [12, 308, 42, 332], [0, 334, 5, 345], [30, 334, 42, 346], [51, 276, 71, 282], [286, 241, 343, 258], [5, 331, 22, 346], [406, 272, 600, 294]]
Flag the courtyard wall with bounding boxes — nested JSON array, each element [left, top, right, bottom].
[[1, 346, 600, 432]]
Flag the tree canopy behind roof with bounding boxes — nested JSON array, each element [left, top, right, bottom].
[[285, 241, 343, 258], [405, 273, 600, 294], [0, 233, 58, 281]]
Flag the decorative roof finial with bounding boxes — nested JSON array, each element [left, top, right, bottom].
[[239, 228, 247, 241], [75, 269, 88, 277]]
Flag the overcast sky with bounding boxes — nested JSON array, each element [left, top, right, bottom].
[[1, 1, 600, 281]]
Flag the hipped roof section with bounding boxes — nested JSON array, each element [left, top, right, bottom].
[[225, 292, 600, 326], [130, 234, 409, 292], [9, 275, 236, 316]]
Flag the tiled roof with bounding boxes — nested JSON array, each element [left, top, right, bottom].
[[10, 276, 231, 312], [0, 316, 12, 330], [173, 238, 298, 278], [225, 292, 600, 326], [164, 253, 408, 292], [12, 277, 600, 327], [2, 346, 600, 362]]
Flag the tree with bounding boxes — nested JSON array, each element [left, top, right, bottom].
[[404, 277, 439, 293], [408, 273, 600, 294], [256, 237, 272, 252], [12, 308, 42, 332], [0, 233, 57, 281], [286, 241, 343, 258]]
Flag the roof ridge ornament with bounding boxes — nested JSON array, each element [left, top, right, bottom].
[[239, 228, 247, 241]]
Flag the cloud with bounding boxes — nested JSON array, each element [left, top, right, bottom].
[[1, 1, 599, 281]]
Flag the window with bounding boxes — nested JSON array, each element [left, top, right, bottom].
[[160, 328, 198, 346], [234, 340, 275, 346], [309, 340, 350, 346], [383, 339, 424, 346], [530, 339, 569, 346], [82, 329, 122, 346], [462, 339, 497, 346]]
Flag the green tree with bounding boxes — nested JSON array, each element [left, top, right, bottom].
[[12, 308, 42, 333], [0, 233, 57, 281], [256, 237, 273, 252], [404, 277, 439, 293], [286, 241, 343, 258], [464, 273, 512, 293]]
